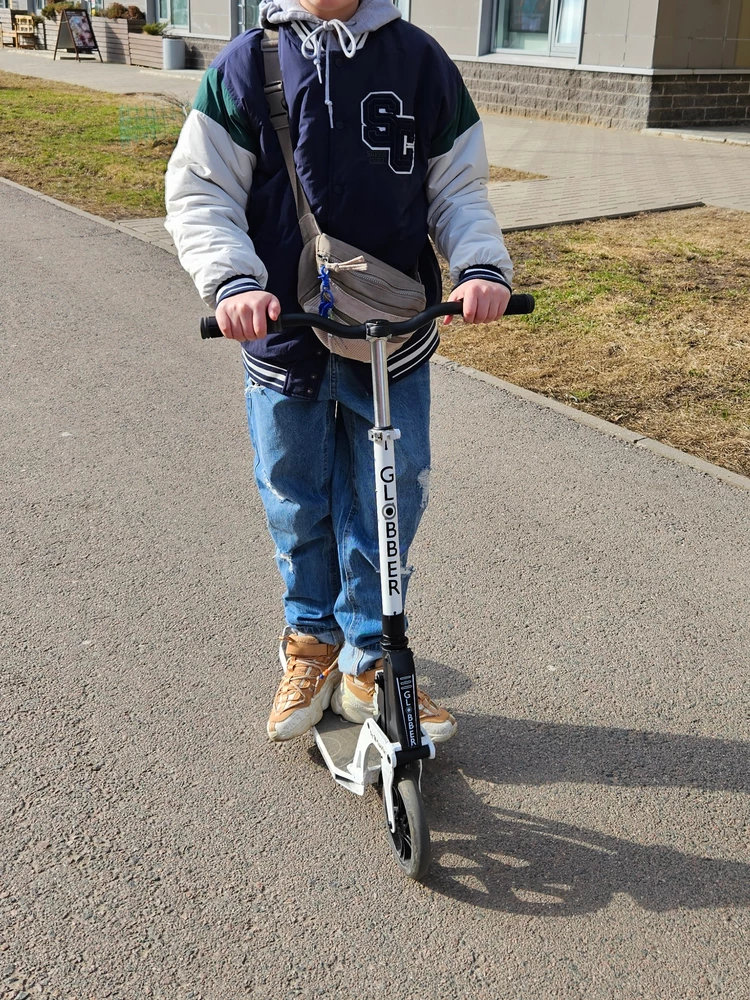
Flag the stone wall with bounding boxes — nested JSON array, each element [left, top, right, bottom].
[[457, 60, 750, 129], [457, 61, 652, 129], [648, 74, 750, 126], [184, 37, 226, 70]]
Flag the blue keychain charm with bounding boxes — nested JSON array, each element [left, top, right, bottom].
[[318, 263, 334, 318]]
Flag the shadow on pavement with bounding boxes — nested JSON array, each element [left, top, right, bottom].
[[424, 712, 750, 913]]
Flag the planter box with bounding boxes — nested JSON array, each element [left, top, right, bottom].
[[92, 16, 130, 64], [128, 30, 162, 69]]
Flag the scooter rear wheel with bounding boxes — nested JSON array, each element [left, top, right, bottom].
[[384, 768, 431, 880]]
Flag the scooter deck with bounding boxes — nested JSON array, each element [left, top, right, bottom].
[[312, 710, 381, 795]]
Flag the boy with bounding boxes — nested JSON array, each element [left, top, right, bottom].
[[165, 0, 513, 744]]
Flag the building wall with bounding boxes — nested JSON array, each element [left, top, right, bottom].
[[409, 0, 481, 57], [188, 0, 230, 39], [580, 0, 659, 68], [654, 0, 750, 69], [185, 35, 227, 68]]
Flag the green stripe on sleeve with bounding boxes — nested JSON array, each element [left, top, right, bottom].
[[429, 83, 480, 160], [193, 67, 259, 157]]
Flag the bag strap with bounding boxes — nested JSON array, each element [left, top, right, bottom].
[[261, 29, 320, 243]]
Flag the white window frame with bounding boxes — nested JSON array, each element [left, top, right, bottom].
[[493, 0, 585, 59]]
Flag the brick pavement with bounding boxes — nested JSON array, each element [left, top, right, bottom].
[[482, 115, 750, 230]]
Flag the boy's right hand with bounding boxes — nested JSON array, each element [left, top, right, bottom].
[[215, 291, 281, 341]]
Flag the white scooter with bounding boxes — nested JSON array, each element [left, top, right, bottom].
[[202, 295, 534, 879]]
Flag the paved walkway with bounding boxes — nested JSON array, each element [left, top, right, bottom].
[[2, 42, 749, 246], [483, 116, 750, 229], [0, 45, 202, 101]]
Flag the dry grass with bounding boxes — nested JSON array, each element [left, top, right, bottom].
[[440, 207, 750, 477], [489, 164, 547, 182]]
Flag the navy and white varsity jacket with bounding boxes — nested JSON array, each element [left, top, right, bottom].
[[165, 0, 513, 399]]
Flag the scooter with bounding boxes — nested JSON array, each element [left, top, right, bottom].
[[201, 295, 535, 879]]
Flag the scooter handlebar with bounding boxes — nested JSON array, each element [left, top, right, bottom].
[[199, 293, 535, 340]]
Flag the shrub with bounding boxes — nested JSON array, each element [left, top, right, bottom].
[[142, 20, 164, 34], [103, 3, 127, 17], [125, 5, 145, 17], [41, 2, 81, 18]]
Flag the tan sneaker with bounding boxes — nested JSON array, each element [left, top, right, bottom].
[[331, 661, 457, 743], [267, 632, 342, 742]]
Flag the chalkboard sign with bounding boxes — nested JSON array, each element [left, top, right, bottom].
[[53, 9, 102, 61]]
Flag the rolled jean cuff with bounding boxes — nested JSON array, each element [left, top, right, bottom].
[[286, 626, 343, 647], [339, 642, 382, 676]]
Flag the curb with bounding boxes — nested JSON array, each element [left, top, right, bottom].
[[5, 174, 748, 494], [643, 127, 750, 147], [500, 201, 706, 233], [431, 355, 750, 493]]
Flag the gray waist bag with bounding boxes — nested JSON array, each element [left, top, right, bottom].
[[262, 31, 426, 364]]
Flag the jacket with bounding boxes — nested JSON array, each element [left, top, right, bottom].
[[165, 0, 513, 398]]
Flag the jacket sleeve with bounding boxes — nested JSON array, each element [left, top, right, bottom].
[[425, 70, 514, 289], [164, 67, 267, 308]]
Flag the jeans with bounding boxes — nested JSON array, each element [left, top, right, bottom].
[[244, 356, 431, 675]]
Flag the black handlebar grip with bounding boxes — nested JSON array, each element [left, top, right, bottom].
[[504, 293, 535, 315], [200, 316, 223, 339]]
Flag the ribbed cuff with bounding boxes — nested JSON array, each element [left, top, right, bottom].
[[216, 275, 264, 303], [454, 265, 512, 293]]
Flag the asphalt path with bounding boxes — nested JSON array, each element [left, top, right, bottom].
[[2, 185, 749, 999]]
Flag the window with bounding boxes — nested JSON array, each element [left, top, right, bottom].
[[159, 0, 189, 29], [494, 0, 584, 57]]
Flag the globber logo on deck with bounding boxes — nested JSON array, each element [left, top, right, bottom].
[[380, 465, 400, 598]]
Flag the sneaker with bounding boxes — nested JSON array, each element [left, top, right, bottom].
[[331, 661, 457, 743], [266, 632, 342, 742]]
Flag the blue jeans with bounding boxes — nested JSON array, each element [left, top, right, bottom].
[[244, 357, 431, 675]]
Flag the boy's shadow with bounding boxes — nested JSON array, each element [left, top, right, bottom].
[[421, 700, 750, 914]]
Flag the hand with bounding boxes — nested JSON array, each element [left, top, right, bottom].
[[444, 279, 511, 326], [215, 290, 281, 341]]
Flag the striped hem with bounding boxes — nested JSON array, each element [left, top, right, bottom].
[[455, 266, 512, 291], [242, 350, 288, 390], [387, 321, 439, 378], [217, 276, 264, 302]]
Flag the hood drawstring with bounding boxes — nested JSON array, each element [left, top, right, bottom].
[[300, 19, 359, 128]]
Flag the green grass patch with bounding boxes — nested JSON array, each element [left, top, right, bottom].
[[0, 70, 184, 219]]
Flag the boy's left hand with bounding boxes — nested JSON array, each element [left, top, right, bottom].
[[444, 279, 511, 325]]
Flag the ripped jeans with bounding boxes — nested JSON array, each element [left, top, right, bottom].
[[245, 356, 431, 675]]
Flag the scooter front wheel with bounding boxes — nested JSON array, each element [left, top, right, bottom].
[[384, 767, 431, 880]]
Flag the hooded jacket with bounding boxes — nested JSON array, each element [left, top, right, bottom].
[[165, 0, 513, 398]]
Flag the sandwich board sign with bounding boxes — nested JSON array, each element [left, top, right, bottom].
[[53, 9, 102, 61]]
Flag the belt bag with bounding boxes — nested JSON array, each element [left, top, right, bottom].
[[262, 31, 426, 364]]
